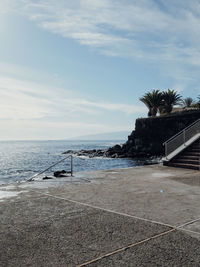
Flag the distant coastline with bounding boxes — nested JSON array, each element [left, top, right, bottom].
[[68, 131, 130, 141]]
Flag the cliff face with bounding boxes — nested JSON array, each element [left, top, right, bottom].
[[122, 110, 200, 157]]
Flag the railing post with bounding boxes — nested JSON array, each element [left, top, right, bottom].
[[165, 143, 168, 159], [70, 155, 73, 176], [183, 130, 186, 146], [199, 140, 200, 171]]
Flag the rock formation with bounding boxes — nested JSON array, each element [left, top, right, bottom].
[[63, 110, 200, 158]]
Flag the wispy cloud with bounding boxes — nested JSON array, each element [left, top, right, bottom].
[[0, 70, 143, 139], [0, 74, 145, 120], [2, 0, 198, 92], [9, 0, 199, 65]]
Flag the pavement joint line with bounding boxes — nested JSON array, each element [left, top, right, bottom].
[[18, 189, 200, 233], [53, 193, 200, 230], [178, 228, 200, 236], [41, 192, 174, 228], [177, 217, 200, 229], [35, 192, 200, 230], [77, 228, 177, 267], [77, 226, 200, 266], [41, 192, 200, 235]]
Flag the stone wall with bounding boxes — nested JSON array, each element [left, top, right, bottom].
[[122, 110, 200, 157]]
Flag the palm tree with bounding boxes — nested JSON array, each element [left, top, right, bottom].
[[140, 90, 163, 117], [161, 89, 182, 114], [140, 96, 153, 117], [182, 97, 194, 108], [196, 95, 200, 108]]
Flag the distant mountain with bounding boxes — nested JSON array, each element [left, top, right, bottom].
[[70, 131, 130, 141]]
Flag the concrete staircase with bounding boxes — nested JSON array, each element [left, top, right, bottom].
[[164, 138, 200, 170]]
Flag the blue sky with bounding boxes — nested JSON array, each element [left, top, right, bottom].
[[0, 0, 200, 140]]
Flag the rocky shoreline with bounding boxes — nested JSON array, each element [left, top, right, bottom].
[[62, 144, 153, 159]]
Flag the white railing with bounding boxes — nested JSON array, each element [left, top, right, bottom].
[[163, 119, 200, 158], [27, 155, 73, 182]]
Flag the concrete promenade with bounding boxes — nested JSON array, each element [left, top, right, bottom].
[[0, 165, 200, 266]]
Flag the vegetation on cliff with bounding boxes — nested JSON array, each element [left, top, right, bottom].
[[140, 89, 200, 117]]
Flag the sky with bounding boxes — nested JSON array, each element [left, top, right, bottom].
[[0, 0, 200, 140]]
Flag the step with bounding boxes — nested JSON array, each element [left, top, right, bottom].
[[191, 141, 200, 145], [172, 159, 200, 165], [191, 142, 200, 146], [174, 156, 200, 161], [191, 144, 200, 147], [183, 152, 200, 156], [177, 156, 200, 160], [165, 162, 200, 170], [190, 151, 200, 153], [182, 155, 200, 159], [163, 137, 200, 170]]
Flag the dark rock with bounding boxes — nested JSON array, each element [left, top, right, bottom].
[[62, 150, 74, 154], [94, 152, 104, 157], [105, 144, 122, 157], [57, 174, 68, 177], [111, 153, 119, 158], [43, 176, 53, 180], [54, 170, 67, 177], [117, 154, 126, 158], [62, 148, 108, 158]]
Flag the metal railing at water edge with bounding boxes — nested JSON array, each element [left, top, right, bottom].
[[27, 155, 73, 182], [163, 119, 200, 158]]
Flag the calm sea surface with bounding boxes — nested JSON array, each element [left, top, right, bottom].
[[0, 140, 158, 185]]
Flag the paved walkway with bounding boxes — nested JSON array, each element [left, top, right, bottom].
[[0, 165, 200, 266]]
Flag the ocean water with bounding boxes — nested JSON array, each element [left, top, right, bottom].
[[0, 140, 159, 185]]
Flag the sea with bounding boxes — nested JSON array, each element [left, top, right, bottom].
[[0, 140, 160, 185]]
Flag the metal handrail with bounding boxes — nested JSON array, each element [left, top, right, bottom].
[[27, 155, 73, 182], [163, 119, 200, 158], [163, 119, 200, 145]]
